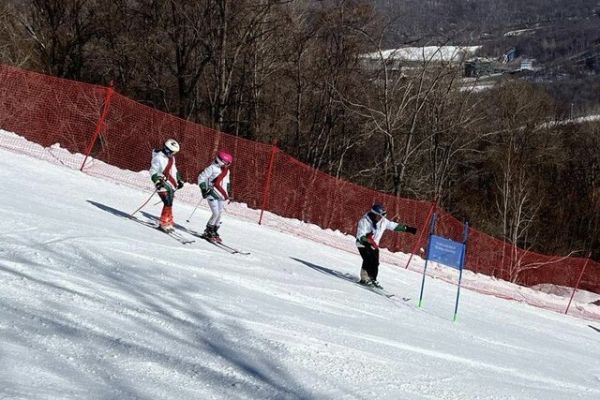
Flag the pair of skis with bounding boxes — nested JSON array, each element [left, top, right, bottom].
[[355, 281, 410, 302], [192, 231, 251, 255], [129, 216, 195, 244], [132, 217, 406, 299], [129, 216, 249, 254]]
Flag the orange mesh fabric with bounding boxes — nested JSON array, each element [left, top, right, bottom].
[[0, 63, 598, 298]]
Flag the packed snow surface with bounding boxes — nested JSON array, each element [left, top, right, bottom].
[[1, 145, 600, 400], [362, 46, 481, 62]]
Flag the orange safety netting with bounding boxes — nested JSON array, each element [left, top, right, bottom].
[[0, 63, 598, 297]]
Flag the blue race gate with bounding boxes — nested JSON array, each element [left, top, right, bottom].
[[418, 213, 469, 321]]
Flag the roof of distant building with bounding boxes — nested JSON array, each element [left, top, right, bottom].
[[361, 46, 481, 62]]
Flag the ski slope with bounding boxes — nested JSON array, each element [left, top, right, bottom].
[[1, 143, 599, 400]]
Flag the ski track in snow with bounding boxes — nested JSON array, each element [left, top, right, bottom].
[[0, 139, 599, 399]]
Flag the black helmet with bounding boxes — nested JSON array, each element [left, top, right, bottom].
[[370, 203, 387, 217]]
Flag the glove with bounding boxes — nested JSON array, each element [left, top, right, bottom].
[[176, 172, 184, 190], [405, 226, 417, 235], [199, 182, 210, 199], [366, 233, 379, 250], [154, 175, 166, 190]]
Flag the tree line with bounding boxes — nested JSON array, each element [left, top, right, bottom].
[[0, 0, 598, 262]]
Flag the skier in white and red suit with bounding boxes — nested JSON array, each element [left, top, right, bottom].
[[355, 203, 417, 288], [149, 138, 184, 232], [197, 150, 233, 242]]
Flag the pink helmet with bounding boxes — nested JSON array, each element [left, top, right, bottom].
[[217, 150, 233, 164]]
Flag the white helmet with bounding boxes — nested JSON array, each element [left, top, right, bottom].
[[164, 138, 180, 154]]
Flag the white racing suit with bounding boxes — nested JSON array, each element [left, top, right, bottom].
[[149, 149, 181, 228], [198, 159, 231, 233]]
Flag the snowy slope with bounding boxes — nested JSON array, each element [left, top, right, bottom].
[[1, 145, 600, 400], [362, 46, 481, 62]]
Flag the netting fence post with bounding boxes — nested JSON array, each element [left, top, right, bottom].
[[80, 81, 115, 171], [565, 252, 592, 315], [258, 144, 278, 225], [405, 200, 437, 270]]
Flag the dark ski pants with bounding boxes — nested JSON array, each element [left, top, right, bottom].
[[359, 246, 380, 280]]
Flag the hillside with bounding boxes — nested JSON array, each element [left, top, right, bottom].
[[375, 0, 600, 43], [2, 1, 599, 260], [1, 133, 600, 399], [376, 0, 600, 112]]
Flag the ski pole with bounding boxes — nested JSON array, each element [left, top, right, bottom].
[[186, 198, 204, 222], [130, 189, 158, 217]]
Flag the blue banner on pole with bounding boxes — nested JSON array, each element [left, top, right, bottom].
[[428, 235, 464, 270], [419, 216, 469, 321]]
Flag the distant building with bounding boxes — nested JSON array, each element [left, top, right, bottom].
[[360, 46, 481, 71], [464, 58, 496, 77], [502, 48, 517, 63], [520, 58, 536, 71]]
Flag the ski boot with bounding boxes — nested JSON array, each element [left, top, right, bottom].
[[159, 206, 174, 232], [165, 206, 174, 228], [212, 225, 222, 243], [370, 280, 383, 289], [358, 269, 371, 285], [202, 224, 218, 242]]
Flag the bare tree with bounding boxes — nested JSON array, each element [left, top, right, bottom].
[[0, 3, 35, 67], [14, 0, 101, 79], [486, 80, 560, 280], [338, 24, 472, 197], [255, 0, 374, 176], [411, 69, 489, 204], [202, 0, 289, 131]]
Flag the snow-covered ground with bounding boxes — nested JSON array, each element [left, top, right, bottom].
[[1, 135, 600, 399], [504, 28, 539, 37], [544, 114, 600, 127], [362, 46, 481, 62]]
